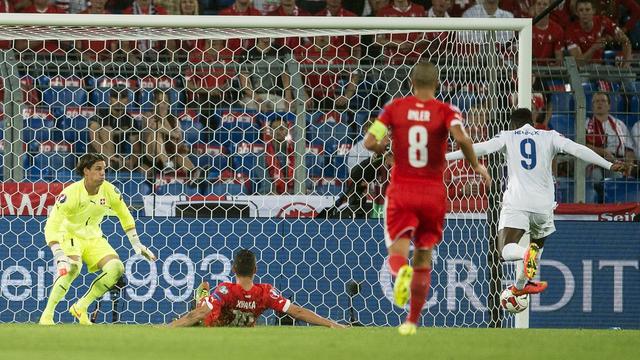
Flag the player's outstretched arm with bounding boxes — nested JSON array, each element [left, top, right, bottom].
[[168, 306, 210, 327], [363, 120, 390, 154], [449, 125, 492, 184], [285, 304, 346, 329], [559, 138, 635, 175]]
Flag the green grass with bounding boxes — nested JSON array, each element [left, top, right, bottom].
[[0, 324, 637, 360]]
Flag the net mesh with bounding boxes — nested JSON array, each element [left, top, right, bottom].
[[0, 22, 522, 327]]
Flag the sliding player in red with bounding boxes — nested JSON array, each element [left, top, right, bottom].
[[169, 249, 344, 328]]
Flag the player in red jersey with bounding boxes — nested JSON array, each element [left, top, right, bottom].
[[169, 249, 345, 328], [364, 62, 490, 335]]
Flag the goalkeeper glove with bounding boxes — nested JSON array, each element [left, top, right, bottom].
[[51, 243, 71, 277], [126, 229, 157, 261]]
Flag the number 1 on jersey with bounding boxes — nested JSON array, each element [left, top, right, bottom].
[[408, 125, 428, 168]]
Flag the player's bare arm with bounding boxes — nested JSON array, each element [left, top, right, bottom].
[[449, 124, 491, 184], [285, 303, 346, 329], [168, 306, 210, 327]]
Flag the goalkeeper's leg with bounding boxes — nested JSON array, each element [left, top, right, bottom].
[[39, 257, 82, 325], [71, 256, 124, 325]]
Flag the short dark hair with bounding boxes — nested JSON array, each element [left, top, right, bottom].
[[75, 153, 107, 177], [233, 249, 257, 277], [575, 0, 594, 7], [510, 108, 533, 129]]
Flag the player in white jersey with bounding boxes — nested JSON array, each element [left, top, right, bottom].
[[446, 109, 631, 296]]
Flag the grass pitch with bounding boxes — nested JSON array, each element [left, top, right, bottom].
[[0, 324, 637, 360]]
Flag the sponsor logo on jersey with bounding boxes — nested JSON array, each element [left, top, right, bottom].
[[218, 286, 229, 295], [236, 300, 256, 310], [269, 288, 281, 300], [57, 194, 67, 204], [407, 110, 431, 122]]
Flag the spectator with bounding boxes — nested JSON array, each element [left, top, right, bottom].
[[316, 0, 360, 61], [444, 103, 489, 213], [347, 118, 373, 170], [462, 0, 514, 44], [299, 0, 326, 14], [239, 38, 294, 113], [632, 120, 640, 163], [184, 39, 236, 128], [597, 0, 640, 35], [253, 0, 281, 15], [531, 92, 552, 131], [12, 0, 31, 12], [170, 0, 201, 54], [142, 89, 199, 179], [296, 35, 359, 112], [122, 0, 171, 61], [0, 1, 14, 50], [566, 0, 632, 67], [154, 0, 181, 14], [55, 0, 91, 13], [428, 0, 450, 17], [268, 0, 311, 50], [531, 0, 565, 65], [447, 0, 475, 17], [586, 92, 636, 199], [76, 0, 118, 62], [18, 0, 65, 54], [268, 0, 309, 16], [218, 0, 261, 53], [317, 151, 393, 219], [88, 88, 134, 170], [264, 117, 295, 194], [376, 0, 428, 65]]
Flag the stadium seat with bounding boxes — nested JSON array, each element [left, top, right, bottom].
[[305, 144, 325, 179], [208, 182, 245, 196], [555, 177, 574, 204], [113, 178, 152, 205], [603, 178, 640, 203], [214, 110, 261, 148], [627, 95, 639, 128], [155, 182, 199, 196], [550, 92, 574, 113], [39, 76, 88, 114], [549, 114, 575, 140]]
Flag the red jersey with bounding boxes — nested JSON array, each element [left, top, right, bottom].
[[315, 7, 359, 59], [219, 4, 262, 16], [376, 4, 427, 64], [122, 2, 169, 15], [199, 282, 290, 327], [532, 20, 565, 63], [378, 96, 463, 184], [566, 16, 618, 61]]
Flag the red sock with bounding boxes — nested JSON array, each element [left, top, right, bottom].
[[407, 267, 431, 324], [388, 255, 408, 277]]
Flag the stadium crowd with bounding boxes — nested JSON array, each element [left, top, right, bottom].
[[2, 0, 640, 209]]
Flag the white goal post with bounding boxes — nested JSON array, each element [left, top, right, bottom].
[[0, 13, 532, 328]]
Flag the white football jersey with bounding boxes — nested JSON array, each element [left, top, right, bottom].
[[446, 123, 613, 214], [483, 124, 571, 213]]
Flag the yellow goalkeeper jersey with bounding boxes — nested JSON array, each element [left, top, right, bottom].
[[44, 179, 135, 245]]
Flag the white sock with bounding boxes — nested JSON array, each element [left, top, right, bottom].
[[515, 261, 527, 290], [502, 243, 527, 261]]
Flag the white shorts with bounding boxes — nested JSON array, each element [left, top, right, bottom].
[[498, 207, 556, 239]]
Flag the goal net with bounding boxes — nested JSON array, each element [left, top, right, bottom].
[[0, 14, 531, 327]]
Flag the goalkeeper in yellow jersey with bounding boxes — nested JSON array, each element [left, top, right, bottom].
[[39, 154, 156, 325]]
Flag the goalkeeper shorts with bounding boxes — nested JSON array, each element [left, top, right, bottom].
[[61, 235, 119, 273]]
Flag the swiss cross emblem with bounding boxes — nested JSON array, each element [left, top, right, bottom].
[[100, 198, 106, 205]]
